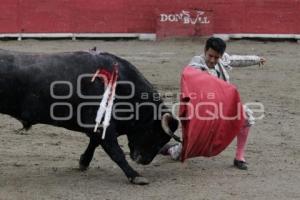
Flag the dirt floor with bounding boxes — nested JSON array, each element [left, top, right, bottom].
[[0, 38, 299, 200]]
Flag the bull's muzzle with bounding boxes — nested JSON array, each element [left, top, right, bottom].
[[131, 151, 151, 165]]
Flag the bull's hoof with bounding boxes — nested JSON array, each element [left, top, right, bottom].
[[130, 176, 149, 185], [79, 155, 90, 171], [79, 163, 89, 171]]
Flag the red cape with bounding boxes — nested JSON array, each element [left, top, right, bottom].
[[180, 66, 245, 161]]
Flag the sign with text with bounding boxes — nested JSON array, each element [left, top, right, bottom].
[[156, 9, 214, 39]]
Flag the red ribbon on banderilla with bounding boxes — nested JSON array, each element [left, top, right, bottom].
[[91, 64, 119, 139]]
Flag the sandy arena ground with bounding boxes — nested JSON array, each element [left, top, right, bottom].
[[0, 39, 299, 200]]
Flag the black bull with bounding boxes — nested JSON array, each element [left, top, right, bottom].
[[0, 49, 179, 185]]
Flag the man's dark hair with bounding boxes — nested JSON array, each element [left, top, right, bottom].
[[205, 37, 226, 55]]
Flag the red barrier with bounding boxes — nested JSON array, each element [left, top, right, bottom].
[[0, 0, 19, 33], [0, 0, 299, 38]]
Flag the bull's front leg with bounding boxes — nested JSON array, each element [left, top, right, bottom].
[[95, 123, 149, 185], [79, 136, 100, 171], [80, 124, 149, 185], [100, 136, 149, 185]]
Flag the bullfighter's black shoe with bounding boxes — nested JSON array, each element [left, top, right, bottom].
[[233, 159, 248, 170]]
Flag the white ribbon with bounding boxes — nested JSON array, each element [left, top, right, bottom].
[[93, 67, 118, 140]]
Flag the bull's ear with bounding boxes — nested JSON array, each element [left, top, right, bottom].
[[161, 113, 179, 135]]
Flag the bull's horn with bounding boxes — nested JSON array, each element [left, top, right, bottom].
[[161, 113, 172, 135], [161, 113, 182, 143]]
